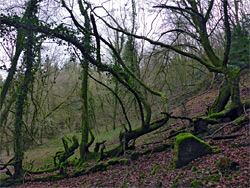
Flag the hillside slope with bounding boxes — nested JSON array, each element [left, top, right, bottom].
[[0, 72, 248, 187]]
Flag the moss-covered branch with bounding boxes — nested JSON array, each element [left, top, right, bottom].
[[25, 136, 79, 174]]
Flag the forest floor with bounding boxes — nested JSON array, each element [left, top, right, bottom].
[[1, 73, 250, 187]]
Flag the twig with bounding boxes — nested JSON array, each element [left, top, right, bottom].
[[210, 122, 231, 137]]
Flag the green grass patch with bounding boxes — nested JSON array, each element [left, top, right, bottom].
[[22, 124, 127, 170]]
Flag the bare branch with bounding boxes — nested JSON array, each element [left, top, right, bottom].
[[204, 0, 215, 22], [93, 13, 222, 73]]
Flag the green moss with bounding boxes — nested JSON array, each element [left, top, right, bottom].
[[151, 165, 159, 176], [85, 181, 91, 185], [119, 159, 130, 165], [214, 148, 222, 153], [171, 182, 179, 188], [86, 162, 108, 174], [213, 146, 222, 153], [227, 175, 233, 180], [142, 148, 152, 154], [190, 180, 203, 187], [203, 174, 220, 183], [139, 173, 145, 179], [108, 157, 119, 165], [121, 179, 130, 187], [216, 157, 236, 174], [96, 180, 103, 185], [175, 133, 212, 151], [192, 166, 198, 172], [168, 162, 175, 170], [216, 157, 230, 168]]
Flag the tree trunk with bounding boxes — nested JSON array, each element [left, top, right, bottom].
[[209, 68, 242, 115], [209, 81, 230, 115], [112, 80, 118, 130], [13, 0, 38, 176], [121, 116, 169, 150], [79, 64, 90, 162], [13, 45, 34, 178], [78, 2, 95, 163], [228, 70, 241, 108]]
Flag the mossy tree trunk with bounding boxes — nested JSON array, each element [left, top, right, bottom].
[[209, 80, 231, 115], [106, 116, 169, 157], [78, 1, 94, 163], [79, 61, 93, 162], [0, 30, 24, 113], [209, 69, 241, 115], [13, 0, 38, 178]]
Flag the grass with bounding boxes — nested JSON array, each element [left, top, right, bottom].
[[22, 124, 126, 170], [1, 121, 139, 175]]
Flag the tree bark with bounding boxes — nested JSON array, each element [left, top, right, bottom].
[[13, 0, 38, 177], [209, 81, 231, 115], [79, 1, 95, 163]]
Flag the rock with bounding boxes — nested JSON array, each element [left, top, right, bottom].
[[193, 118, 209, 134], [173, 133, 212, 168]]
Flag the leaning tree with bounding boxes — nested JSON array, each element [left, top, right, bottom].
[[94, 0, 249, 127]]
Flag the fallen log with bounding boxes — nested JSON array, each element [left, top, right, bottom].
[[201, 134, 244, 140]]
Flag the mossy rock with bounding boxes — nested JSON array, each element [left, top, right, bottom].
[[107, 158, 119, 165], [86, 162, 108, 174], [216, 157, 239, 174], [173, 133, 212, 168], [130, 151, 141, 160], [190, 180, 203, 187], [119, 159, 130, 165]]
